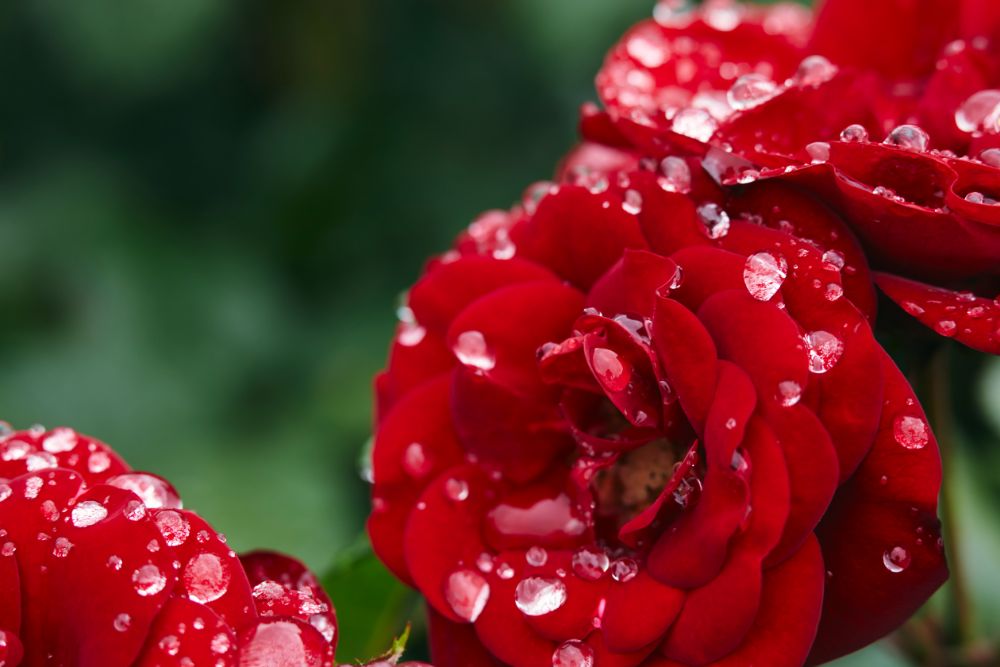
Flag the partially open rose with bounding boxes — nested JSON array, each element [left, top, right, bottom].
[[369, 157, 948, 665], [0, 424, 337, 667], [595, 0, 1000, 353]]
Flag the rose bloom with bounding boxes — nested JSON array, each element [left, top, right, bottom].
[[595, 0, 1000, 354], [0, 424, 338, 667], [369, 124, 948, 664]]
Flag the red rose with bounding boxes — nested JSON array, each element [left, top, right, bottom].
[[595, 0, 1000, 354], [0, 424, 337, 667], [369, 155, 947, 665]]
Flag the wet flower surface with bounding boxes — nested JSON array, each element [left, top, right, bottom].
[[595, 0, 1000, 354], [370, 114, 949, 665], [0, 424, 338, 667]]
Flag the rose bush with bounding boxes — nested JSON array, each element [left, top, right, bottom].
[[595, 0, 1000, 353], [369, 142, 948, 664], [0, 424, 338, 667]]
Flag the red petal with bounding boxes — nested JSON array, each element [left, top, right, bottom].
[[135, 597, 237, 667], [236, 618, 333, 667], [511, 186, 648, 289], [876, 272, 1000, 354], [808, 351, 947, 664], [808, 0, 959, 79], [587, 250, 680, 320], [368, 484, 422, 586], [426, 605, 499, 667], [667, 246, 745, 313], [473, 560, 556, 667], [409, 256, 557, 336], [379, 327, 454, 417], [601, 568, 684, 653]]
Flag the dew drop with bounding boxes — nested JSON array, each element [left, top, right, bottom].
[[397, 322, 427, 347], [496, 562, 515, 580], [793, 55, 837, 86], [133, 564, 167, 597], [671, 108, 717, 142], [183, 553, 231, 604], [893, 416, 929, 450], [884, 125, 930, 151], [52, 537, 73, 558], [124, 499, 147, 522], [107, 473, 181, 510], [824, 284, 844, 301], [934, 320, 958, 336], [453, 331, 496, 372], [979, 147, 1000, 167], [42, 428, 78, 453], [804, 331, 845, 374], [514, 577, 567, 616], [821, 249, 845, 270], [88, 451, 111, 474], [402, 442, 432, 478], [590, 348, 630, 392], [444, 569, 490, 622], [883, 546, 911, 573], [955, 89, 1000, 133], [108, 555, 124, 571], [159, 635, 181, 656], [155, 510, 191, 547], [444, 477, 470, 502], [572, 546, 610, 581], [113, 613, 132, 632], [658, 156, 692, 193], [727, 73, 778, 110], [622, 189, 643, 215], [552, 640, 595, 667], [525, 546, 548, 567], [40, 499, 59, 522], [1, 542, 15, 557], [697, 203, 730, 239], [609, 557, 639, 583], [0, 484, 9, 503], [743, 251, 788, 301], [776, 380, 802, 407], [71, 500, 108, 528], [840, 124, 869, 142]]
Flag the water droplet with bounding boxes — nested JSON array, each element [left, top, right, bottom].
[[71, 500, 108, 528], [159, 635, 181, 656], [113, 613, 132, 632], [444, 569, 490, 622], [725, 418, 737, 430], [397, 322, 427, 347], [1, 542, 15, 557], [955, 89, 1000, 133], [453, 331, 496, 372], [211, 632, 232, 655], [444, 478, 470, 502], [52, 537, 73, 558], [883, 546, 911, 573], [804, 331, 845, 374], [402, 442, 432, 478], [590, 347, 630, 392], [806, 141, 830, 163], [42, 428, 78, 453], [821, 249, 845, 270], [124, 500, 147, 522], [108, 555, 123, 570], [776, 380, 802, 407], [0, 484, 10, 503], [697, 203, 730, 239], [609, 557, 639, 583], [552, 640, 595, 667], [23, 476, 42, 499], [824, 284, 844, 301], [107, 473, 181, 510], [743, 251, 788, 301], [476, 552, 494, 573], [571, 546, 610, 581], [515, 577, 567, 616], [934, 320, 958, 336], [727, 74, 778, 111], [658, 156, 692, 193], [884, 125, 930, 151], [622, 189, 643, 215], [893, 416, 929, 450], [155, 510, 191, 547], [183, 553, 231, 604], [526, 546, 548, 567], [40, 499, 59, 522], [840, 124, 869, 142], [88, 451, 111, 474], [671, 108, 717, 142], [133, 564, 167, 597], [793, 55, 837, 86], [979, 147, 1000, 167]]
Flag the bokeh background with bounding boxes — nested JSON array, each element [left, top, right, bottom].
[[1, 0, 998, 664]]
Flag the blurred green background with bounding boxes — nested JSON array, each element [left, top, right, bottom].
[[1, 0, 998, 664]]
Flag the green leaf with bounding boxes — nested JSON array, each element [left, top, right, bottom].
[[322, 538, 420, 664]]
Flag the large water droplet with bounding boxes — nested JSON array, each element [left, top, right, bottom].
[[955, 90, 1000, 133], [453, 331, 496, 372], [444, 569, 490, 622], [88, 451, 111, 474], [107, 473, 181, 510], [743, 251, 788, 301], [806, 141, 830, 163], [590, 348, 631, 392], [183, 552, 231, 604], [840, 124, 869, 142], [609, 557, 639, 583], [893, 416, 929, 450], [727, 74, 778, 110], [697, 203, 731, 239], [883, 546, 911, 573], [659, 157, 692, 193], [133, 564, 167, 597], [514, 577, 567, 616], [155, 510, 191, 547], [42, 428, 78, 453], [571, 546, 610, 581], [71, 500, 108, 528], [804, 331, 845, 374], [552, 640, 595, 667], [671, 108, 717, 142], [884, 125, 930, 151], [793, 55, 837, 86]]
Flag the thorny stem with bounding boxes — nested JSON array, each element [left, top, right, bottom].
[[928, 348, 976, 651]]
